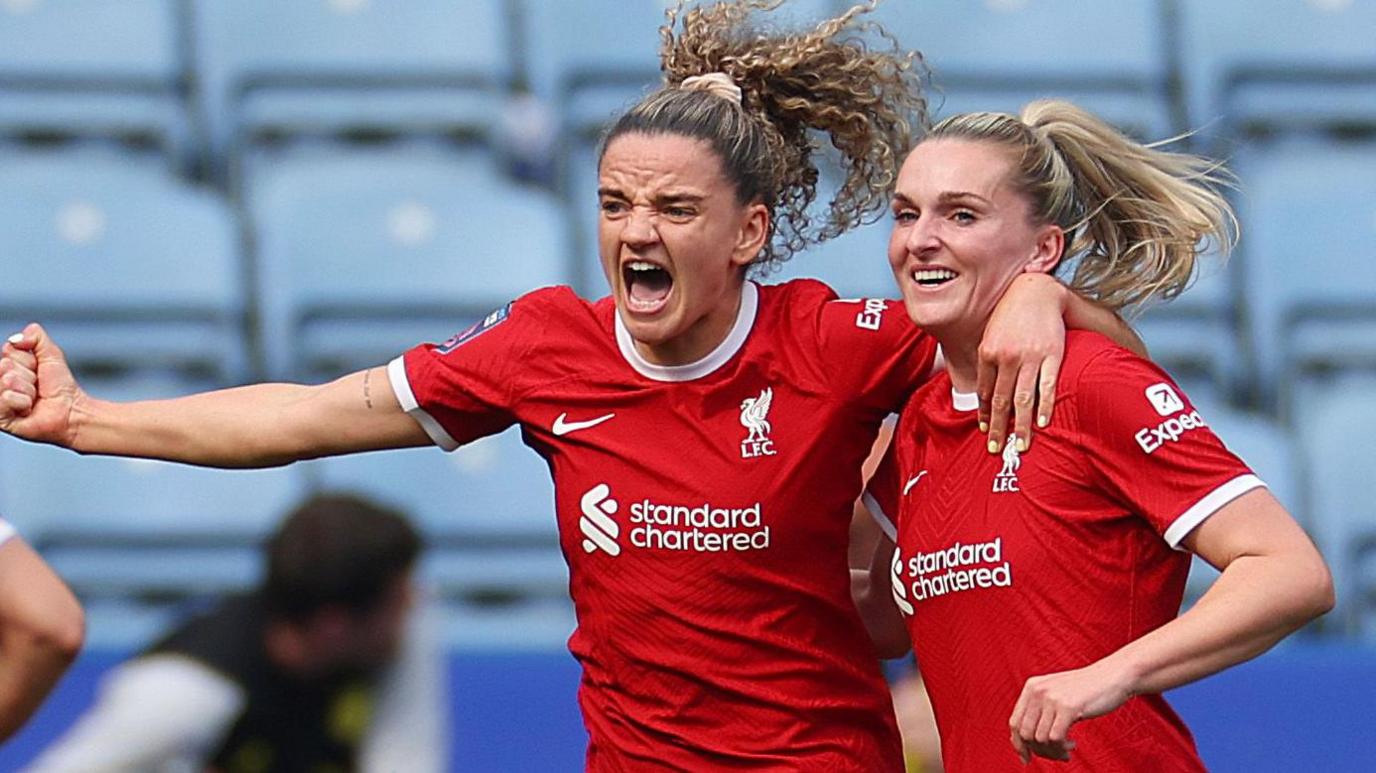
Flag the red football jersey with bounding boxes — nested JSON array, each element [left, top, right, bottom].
[[390, 279, 936, 770], [867, 331, 1263, 773]]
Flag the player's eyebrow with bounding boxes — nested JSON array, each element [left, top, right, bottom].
[[937, 190, 992, 207], [653, 191, 706, 205]]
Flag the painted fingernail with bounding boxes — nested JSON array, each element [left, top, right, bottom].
[[988, 439, 1000, 454], [1037, 415, 1049, 428], [980, 421, 989, 433], [6, 334, 21, 344]]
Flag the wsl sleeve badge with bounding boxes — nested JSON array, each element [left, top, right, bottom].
[[437, 302, 513, 355]]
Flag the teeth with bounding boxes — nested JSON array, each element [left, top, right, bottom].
[[627, 261, 661, 272], [913, 268, 957, 282]]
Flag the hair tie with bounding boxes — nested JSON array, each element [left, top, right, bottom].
[[680, 72, 743, 105]]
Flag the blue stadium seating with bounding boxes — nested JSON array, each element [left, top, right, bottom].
[[1298, 378, 1376, 638], [1182, 396, 1303, 601], [191, 0, 512, 178], [0, 0, 190, 164], [1133, 247, 1245, 402], [521, 0, 836, 134], [1178, 0, 1376, 141], [306, 429, 557, 544], [247, 148, 572, 378], [868, 0, 1177, 140], [763, 218, 902, 300], [305, 429, 567, 601], [0, 434, 307, 599], [0, 151, 247, 383], [1234, 140, 1376, 412]]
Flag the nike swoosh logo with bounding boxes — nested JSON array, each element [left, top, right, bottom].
[[903, 471, 928, 496], [552, 412, 615, 436]]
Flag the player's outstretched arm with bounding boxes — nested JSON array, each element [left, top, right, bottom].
[[977, 274, 1145, 455], [1, 324, 430, 468], [0, 536, 85, 742], [1006, 489, 1333, 763]]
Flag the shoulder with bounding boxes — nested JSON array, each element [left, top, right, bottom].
[[1059, 331, 1196, 427], [1058, 330, 1164, 392], [146, 594, 264, 681]]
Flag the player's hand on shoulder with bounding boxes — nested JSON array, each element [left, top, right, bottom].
[[1008, 660, 1134, 764], [978, 274, 1067, 456], [0, 324, 84, 447]]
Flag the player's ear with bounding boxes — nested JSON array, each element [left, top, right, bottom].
[[730, 202, 769, 268], [1022, 224, 1063, 275]]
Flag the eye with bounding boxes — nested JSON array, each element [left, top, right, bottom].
[[600, 199, 628, 216], [892, 208, 918, 224], [952, 210, 977, 224], [664, 205, 695, 219]]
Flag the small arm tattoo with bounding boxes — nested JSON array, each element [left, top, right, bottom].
[[363, 369, 374, 409]]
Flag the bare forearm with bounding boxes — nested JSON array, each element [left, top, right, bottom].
[[71, 383, 321, 468], [1062, 291, 1146, 357], [1101, 554, 1332, 696], [67, 368, 428, 468]]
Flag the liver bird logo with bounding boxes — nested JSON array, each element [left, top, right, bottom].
[[740, 387, 774, 444]]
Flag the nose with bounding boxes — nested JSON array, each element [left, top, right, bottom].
[[621, 206, 659, 249], [904, 213, 941, 258]]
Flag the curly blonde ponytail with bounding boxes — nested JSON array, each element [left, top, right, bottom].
[[928, 100, 1237, 310], [602, 0, 929, 269]]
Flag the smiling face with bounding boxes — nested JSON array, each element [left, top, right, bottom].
[[888, 138, 1063, 342], [598, 132, 769, 366]]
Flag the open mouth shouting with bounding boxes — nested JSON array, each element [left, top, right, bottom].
[[623, 259, 674, 314]]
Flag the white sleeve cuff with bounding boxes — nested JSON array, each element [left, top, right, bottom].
[[1163, 473, 1267, 550], [862, 490, 898, 542], [0, 519, 15, 547], [387, 357, 459, 451]]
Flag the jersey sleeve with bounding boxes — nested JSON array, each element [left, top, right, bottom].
[[388, 288, 562, 450], [862, 439, 903, 542], [1069, 346, 1265, 549], [814, 294, 937, 414]]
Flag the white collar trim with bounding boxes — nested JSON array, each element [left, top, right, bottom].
[[951, 387, 979, 412], [614, 281, 758, 382]]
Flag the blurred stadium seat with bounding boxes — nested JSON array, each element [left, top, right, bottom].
[[868, 0, 1178, 140], [0, 150, 247, 383], [1234, 140, 1376, 413], [190, 0, 512, 180], [521, 0, 834, 134], [1299, 378, 1376, 638], [307, 430, 557, 545], [1182, 396, 1303, 602], [1133, 247, 1245, 403], [0, 0, 190, 165], [248, 148, 572, 378], [306, 430, 567, 602], [1177, 0, 1376, 142], [0, 434, 307, 601], [763, 219, 900, 300]]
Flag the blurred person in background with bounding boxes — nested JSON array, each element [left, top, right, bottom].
[[0, 1, 1146, 768], [0, 517, 84, 743], [27, 493, 447, 773], [856, 100, 1334, 771]]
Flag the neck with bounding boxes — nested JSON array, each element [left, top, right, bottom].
[[929, 321, 988, 394]]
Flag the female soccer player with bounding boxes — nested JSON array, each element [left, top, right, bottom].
[[858, 100, 1335, 771], [0, 4, 1139, 769]]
